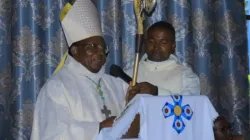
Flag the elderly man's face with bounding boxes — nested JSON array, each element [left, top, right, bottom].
[[214, 116, 232, 140], [71, 36, 107, 73], [145, 27, 175, 62]]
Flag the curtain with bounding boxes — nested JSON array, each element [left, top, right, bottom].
[[0, 0, 248, 139], [0, 0, 69, 139]]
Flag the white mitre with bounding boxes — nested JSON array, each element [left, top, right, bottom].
[[61, 0, 102, 47]]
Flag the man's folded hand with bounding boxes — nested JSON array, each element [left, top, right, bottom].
[[126, 82, 158, 103], [136, 82, 158, 95]]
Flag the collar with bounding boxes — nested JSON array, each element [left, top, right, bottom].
[[64, 55, 105, 82], [140, 54, 178, 71]]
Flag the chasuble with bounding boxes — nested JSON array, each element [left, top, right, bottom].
[[31, 56, 128, 140]]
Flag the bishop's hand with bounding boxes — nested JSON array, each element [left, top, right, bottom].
[[126, 82, 158, 104], [99, 116, 116, 131], [126, 82, 141, 104], [122, 114, 140, 138]]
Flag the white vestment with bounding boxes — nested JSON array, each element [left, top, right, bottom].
[[125, 54, 200, 95], [31, 56, 128, 140]]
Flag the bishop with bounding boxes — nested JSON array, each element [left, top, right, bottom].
[[31, 0, 129, 139]]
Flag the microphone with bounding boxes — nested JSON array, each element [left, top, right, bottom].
[[110, 64, 132, 84]]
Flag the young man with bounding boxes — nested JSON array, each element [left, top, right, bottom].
[[31, 0, 130, 139], [126, 21, 200, 96]]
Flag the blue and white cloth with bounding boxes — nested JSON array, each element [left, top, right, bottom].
[[97, 95, 218, 140]]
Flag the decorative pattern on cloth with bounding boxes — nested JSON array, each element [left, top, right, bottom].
[[162, 95, 193, 134]]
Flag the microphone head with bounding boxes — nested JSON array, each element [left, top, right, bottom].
[[110, 64, 123, 77], [110, 64, 132, 84]]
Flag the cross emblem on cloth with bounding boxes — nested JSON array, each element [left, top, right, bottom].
[[101, 105, 111, 118]]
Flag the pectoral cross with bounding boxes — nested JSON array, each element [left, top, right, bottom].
[[101, 105, 111, 118]]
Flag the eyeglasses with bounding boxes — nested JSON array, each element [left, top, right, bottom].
[[76, 43, 109, 55]]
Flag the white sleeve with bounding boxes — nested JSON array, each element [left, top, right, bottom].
[[31, 80, 99, 140], [180, 68, 200, 95], [158, 87, 172, 96]]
